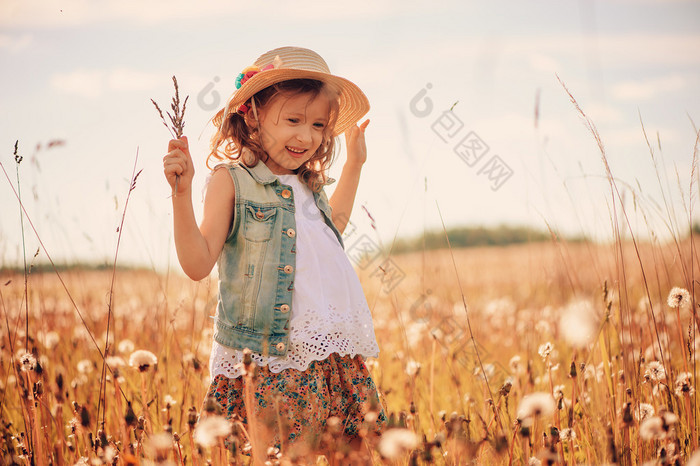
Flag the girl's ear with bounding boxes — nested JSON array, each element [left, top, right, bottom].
[[245, 112, 258, 129]]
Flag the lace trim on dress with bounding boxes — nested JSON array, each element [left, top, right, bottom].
[[210, 302, 379, 379]]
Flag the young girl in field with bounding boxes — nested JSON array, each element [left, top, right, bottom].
[[162, 46, 386, 453]]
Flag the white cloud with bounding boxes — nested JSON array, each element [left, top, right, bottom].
[[612, 74, 686, 100], [50, 67, 164, 97], [507, 33, 700, 68], [0, 0, 431, 29], [585, 102, 625, 124], [0, 33, 33, 52], [50, 69, 105, 98], [528, 53, 560, 74], [106, 68, 162, 92]]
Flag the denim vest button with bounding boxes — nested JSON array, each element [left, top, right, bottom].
[[283, 265, 293, 274], [255, 210, 264, 219], [281, 189, 291, 199], [286, 228, 296, 238], [276, 342, 285, 351], [280, 304, 290, 313]]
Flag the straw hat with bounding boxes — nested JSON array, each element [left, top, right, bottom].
[[220, 46, 370, 136]]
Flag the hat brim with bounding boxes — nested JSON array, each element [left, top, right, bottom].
[[221, 68, 370, 136]]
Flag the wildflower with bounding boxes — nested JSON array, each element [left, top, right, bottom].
[[538, 342, 553, 361], [18, 352, 36, 372], [644, 361, 666, 382], [636, 403, 655, 422], [517, 392, 556, 426], [377, 428, 419, 459], [405, 359, 421, 377], [667, 287, 691, 309], [674, 372, 694, 397], [76, 359, 93, 374], [129, 350, 158, 372], [559, 299, 597, 347], [118, 339, 135, 354], [193, 415, 232, 448]]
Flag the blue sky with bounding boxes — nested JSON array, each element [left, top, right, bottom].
[[1, 0, 699, 269]]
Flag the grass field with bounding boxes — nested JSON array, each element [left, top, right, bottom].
[[1, 235, 698, 464]]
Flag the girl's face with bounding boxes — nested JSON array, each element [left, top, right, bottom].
[[256, 91, 331, 175]]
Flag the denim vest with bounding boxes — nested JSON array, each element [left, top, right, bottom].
[[213, 158, 344, 357]]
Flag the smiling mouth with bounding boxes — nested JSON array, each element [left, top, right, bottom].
[[286, 146, 307, 157]]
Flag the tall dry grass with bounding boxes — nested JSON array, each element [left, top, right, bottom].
[[1, 234, 698, 464]]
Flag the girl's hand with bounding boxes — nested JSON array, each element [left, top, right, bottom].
[[163, 135, 194, 196], [344, 119, 369, 168]]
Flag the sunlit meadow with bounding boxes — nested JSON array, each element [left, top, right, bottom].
[[2, 229, 699, 464]]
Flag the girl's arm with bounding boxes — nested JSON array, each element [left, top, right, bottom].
[[329, 120, 369, 235], [164, 136, 235, 281]]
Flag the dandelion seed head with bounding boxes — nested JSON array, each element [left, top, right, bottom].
[[129, 350, 158, 372], [18, 352, 36, 372], [636, 403, 655, 422], [144, 432, 173, 457], [164, 394, 177, 409], [559, 299, 597, 347], [639, 416, 666, 441], [644, 361, 666, 382], [105, 356, 126, 367], [660, 409, 679, 425], [193, 415, 232, 448], [675, 372, 694, 396], [538, 342, 555, 361], [405, 360, 421, 377], [509, 355, 523, 375], [687, 450, 700, 466], [118, 339, 135, 354], [559, 428, 576, 441], [553, 385, 565, 401], [516, 392, 556, 426], [667, 287, 691, 309], [377, 428, 419, 459], [42, 331, 60, 349], [535, 320, 552, 336], [473, 363, 495, 380], [77, 359, 93, 374]]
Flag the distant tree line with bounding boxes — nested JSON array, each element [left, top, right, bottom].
[[387, 224, 583, 254]]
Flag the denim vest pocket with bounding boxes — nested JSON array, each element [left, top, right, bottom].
[[243, 204, 277, 242]]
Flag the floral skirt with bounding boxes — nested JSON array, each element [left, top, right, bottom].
[[203, 353, 387, 453]]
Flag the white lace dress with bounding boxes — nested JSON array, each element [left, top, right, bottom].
[[209, 173, 380, 379]]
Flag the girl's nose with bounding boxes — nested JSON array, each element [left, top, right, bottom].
[[295, 125, 312, 144]]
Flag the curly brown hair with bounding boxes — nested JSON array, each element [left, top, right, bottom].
[[208, 79, 341, 193]]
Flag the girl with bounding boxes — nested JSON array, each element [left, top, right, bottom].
[[163, 46, 386, 454]]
